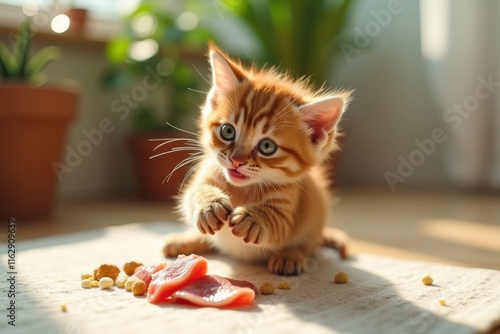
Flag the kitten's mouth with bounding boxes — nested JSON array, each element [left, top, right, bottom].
[[228, 168, 249, 181]]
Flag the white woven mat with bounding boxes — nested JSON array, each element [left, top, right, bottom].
[[1, 221, 499, 334]]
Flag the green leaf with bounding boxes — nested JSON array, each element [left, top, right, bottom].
[[105, 35, 131, 64], [15, 18, 31, 78], [26, 46, 60, 78], [0, 42, 13, 78], [132, 106, 156, 133], [99, 66, 135, 89]]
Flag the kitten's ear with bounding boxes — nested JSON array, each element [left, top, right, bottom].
[[299, 96, 346, 144], [209, 50, 246, 94]]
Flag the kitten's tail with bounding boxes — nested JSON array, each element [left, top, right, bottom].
[[321, 226, 349, 260]]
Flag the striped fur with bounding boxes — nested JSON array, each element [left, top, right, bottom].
[[163, 44, 351, 275]]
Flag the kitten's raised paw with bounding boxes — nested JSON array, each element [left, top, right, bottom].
[[268, 255, 305, 276], [195, 197, 233, 235], [229, 207, 262, 244]]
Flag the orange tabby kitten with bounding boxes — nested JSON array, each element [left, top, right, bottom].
[[163, 44, 350, 275]]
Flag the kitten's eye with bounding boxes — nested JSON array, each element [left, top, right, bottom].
[[258, 139, 277, 155], [220, 124, 236, 141]]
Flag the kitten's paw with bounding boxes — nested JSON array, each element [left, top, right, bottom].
[[162, 232, 212, 257], [195, 197, 233, 235], [229, 207, 262, 244], [268, 255, 305, 276]]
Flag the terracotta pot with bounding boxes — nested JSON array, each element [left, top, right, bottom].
[[127, 133, 195, 202], [0, 82, 78, 220], [64, 8, 88, 35]]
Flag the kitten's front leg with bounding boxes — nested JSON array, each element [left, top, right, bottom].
[[229, 205, 310, 276], [229, 203, 289, 244], [164, 184, 232, 258], [184, 184, 233, 235], [228, 206, 264, 244]]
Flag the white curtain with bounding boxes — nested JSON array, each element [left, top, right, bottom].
[[420, 0, 500, 189]]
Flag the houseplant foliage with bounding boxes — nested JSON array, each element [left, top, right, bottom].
[[0, 19, 60, 81], [102, 0, 213, 132], [102, 1, 215, 200], [218, 0, 354, 84], [0, 18, 78, 220]]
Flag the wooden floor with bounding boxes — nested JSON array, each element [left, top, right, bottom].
[[17, 186, 500, 271]]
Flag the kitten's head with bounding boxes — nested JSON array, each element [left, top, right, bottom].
[[200, 44, 351, 187]]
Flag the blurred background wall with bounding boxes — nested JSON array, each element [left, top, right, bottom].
[[1, 0, 498, 201]]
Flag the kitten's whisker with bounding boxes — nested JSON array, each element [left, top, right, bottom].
[[149, 147, 202, 160], [178, 160, 205, 193], [149, 137, 196, 142], [292, 179, 314, 201], [151, 138, 202, 151], [164, 155, 204, 184], [152, 143, 202, 153], [169, 146, 204, 152], [192, 64, 211, 85], [270, 121, 301, 131], [149, 138, 201, 147], [187, 87, 208, 94], [166, 123, 199, 137], [166, 155, 202, 179], [272, 95, 301, 124]]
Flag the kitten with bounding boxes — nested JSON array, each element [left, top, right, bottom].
[[163, 44, 350, 275]]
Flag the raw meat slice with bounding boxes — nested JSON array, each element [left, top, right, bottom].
[[133, 262, 167, 287], [148, 254, 208, 303], [171, 275, 257, 308]]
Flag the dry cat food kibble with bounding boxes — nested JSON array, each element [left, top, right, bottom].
[[115, 275, 127, 288], [132, 280, 147, 296], [259, 283, 275, 295], [422, 275, 433, 285], [81, 279, 92, 289], [125, 276, 140, 291], [96, 264, 120, 281], [277, 282, 291, 290], [81, 273, 93, 281], [334, 272, 349, 284], [91, 280, 99, 287], [99, 277, 114, 289], [61, 304, 67, 312], [439, 299, 446, 306], [123, 261, 143, 275]]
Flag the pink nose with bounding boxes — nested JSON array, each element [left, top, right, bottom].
[[230, 153, 247, 167]]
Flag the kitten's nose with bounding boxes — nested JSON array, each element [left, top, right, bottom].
[[229, 152, 248, 168]]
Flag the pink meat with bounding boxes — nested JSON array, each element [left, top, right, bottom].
[[171, 275, 257, 308], [148, 254, 208, 304], [133, 262, 167, 287]]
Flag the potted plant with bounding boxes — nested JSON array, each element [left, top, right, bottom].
[[102, 1, 213, 201], [0, 19, 79, 220]]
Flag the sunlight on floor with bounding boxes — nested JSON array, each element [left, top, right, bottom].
[[419, 219, 500, 252]]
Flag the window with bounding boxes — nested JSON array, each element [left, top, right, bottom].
[[0, 0, 140, 21]]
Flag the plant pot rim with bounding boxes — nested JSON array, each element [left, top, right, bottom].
[[0, 81, 79, 122], [0, 79, 80, 94]]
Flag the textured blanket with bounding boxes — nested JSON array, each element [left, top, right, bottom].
[[1, 221, 499, 334]]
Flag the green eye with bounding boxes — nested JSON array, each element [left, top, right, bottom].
[[258, 139, 277, 155], [220, 124, 236, 141]]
